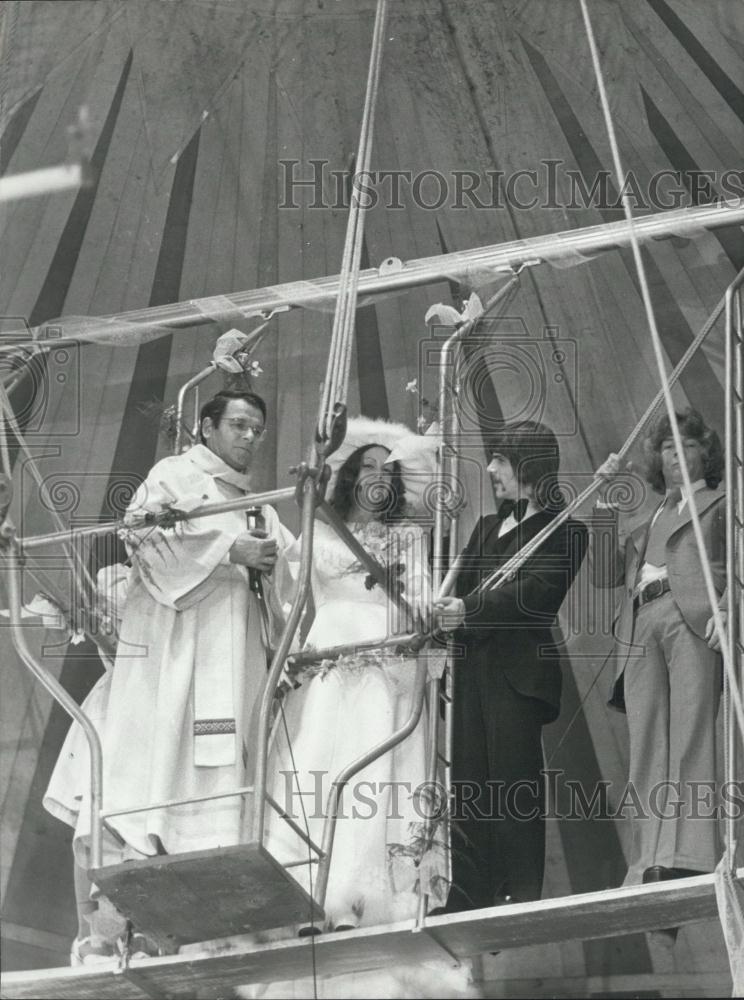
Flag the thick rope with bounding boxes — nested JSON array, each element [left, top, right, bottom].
[[317, 0, 388, 443], [471, 281, 736, 597], [579, 0, 744, 752]]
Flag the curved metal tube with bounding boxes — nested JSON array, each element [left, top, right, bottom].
[[175, 364, 215, 453], [5, 541, 104, 867], [314, 654, 428, 908], [253, 471, 318, 841]]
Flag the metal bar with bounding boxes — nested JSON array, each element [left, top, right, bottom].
[[287, 632, 422, 669], [315, 655, 429, 908], [0, 163, 86, 203], [725, 274, 744, 870], [473, 273, 739, 597], [4, 540, 104, 868], [253, 469, 319, 841], [416, 673, 443, 924], [318, 499, 417, 628], [265, 794, 324, 857], [725, 282, 736, 871], [175, 365, 214, 453], [102, 785, 256, 820], [735, 286, 744, 868], [17, 487, 297, 551], [3, 201, 743, 349]]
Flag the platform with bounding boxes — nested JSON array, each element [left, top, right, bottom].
[[89, 842, 320, 952], [2, 870, 737, 1000]]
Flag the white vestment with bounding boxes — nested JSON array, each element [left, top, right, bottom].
[[44, 443, 294, 863]]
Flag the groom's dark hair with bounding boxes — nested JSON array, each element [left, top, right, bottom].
[[487, 420, 565, 512]]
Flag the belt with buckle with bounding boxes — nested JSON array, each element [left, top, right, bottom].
[[633, 577, 671, 613]]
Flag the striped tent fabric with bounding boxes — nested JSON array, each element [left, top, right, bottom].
[[0, 0, 741, 986]]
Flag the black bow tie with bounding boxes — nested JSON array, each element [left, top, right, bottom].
[[499, 498, 529, 522]]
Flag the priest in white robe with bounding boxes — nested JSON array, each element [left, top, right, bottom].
[[46, 389, 295, 868]]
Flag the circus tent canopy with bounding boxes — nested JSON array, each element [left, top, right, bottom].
[[1, 0, 742, 990]]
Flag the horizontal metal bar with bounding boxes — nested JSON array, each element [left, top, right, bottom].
[[3, 200, 742, 347], [283, 857, 319, 869], [101, 785, 255, 819], [0, 163, 86, 203], [287, 632, 422, 668], [17, 487, 297, 551]]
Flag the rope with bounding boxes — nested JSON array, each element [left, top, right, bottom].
[[317, 0, 388, 443], [579, 0, 744, 756], [472, 280, 734, 598]]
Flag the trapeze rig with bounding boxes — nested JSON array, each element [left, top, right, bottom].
[[2, 0, 744, 988], [1, 240, 743, 1000]]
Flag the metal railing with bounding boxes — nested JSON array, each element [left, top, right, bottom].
[[4, 258, 743, 936], [724, 271, 744, 871]]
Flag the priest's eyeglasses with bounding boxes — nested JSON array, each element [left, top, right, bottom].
[[223, 418, 267, 439]]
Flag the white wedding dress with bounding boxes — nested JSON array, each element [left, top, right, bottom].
[[252, 519, 481, 998], [265, 518, 448, 928], [244, 522, 482, 1000]]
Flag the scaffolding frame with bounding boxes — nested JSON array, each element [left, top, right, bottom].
[[1, 210, 742, 956]]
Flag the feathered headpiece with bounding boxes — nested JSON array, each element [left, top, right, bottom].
[[324, 416, 440, 516]]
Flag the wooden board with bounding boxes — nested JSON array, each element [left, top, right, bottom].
[[424, 873, 724, 957], [3, 871, 738, 1000], [89, 842, 321, 951]]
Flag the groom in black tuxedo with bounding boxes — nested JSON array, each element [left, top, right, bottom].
[[435, 420, 587, 910]]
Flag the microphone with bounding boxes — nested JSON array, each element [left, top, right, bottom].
[[246, 506, 263, 593]]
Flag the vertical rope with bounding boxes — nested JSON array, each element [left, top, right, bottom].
[[317, 0, 388, 443], [579, 0, 744, 753]]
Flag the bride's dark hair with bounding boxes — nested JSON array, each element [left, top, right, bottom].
[[330, 445, 407, 522]]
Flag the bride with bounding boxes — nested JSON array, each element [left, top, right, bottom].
[[264, 417, 450, 932]]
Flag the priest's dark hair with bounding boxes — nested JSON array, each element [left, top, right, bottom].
[[487, 420, 565, 512], [644, 408, 723, 493], [199, 390, 267, 443]]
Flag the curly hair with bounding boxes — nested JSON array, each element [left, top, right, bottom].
[[486, 420, 565, 512], [330, 445, 407, 523], [643, 408, 723, 493]]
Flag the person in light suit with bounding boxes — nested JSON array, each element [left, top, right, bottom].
[[591, 408, 726, 885]]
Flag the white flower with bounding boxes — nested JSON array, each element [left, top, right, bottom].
[[406, 379, 419, 394]]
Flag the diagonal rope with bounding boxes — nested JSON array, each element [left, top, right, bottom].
[[578, 0, 744, 752], [465, 280, 736, 601]]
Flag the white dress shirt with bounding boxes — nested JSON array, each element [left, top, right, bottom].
[[497, 499, 540, 538], [635, 479, 706, 593]]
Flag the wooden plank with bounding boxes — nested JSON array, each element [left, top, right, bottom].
[[3, 871, 738, 999], [89, 842, 319, 950], [482, 970, 732, 998], [424, 873, 728, 958], [0, 965, 152, 1000]]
